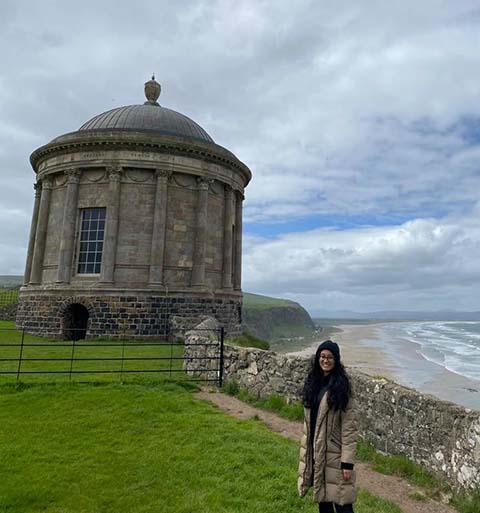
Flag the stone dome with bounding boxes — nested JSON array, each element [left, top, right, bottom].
[[79, 104, 214, 143], [78, 76, 214, 143]]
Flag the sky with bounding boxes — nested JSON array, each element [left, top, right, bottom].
[[1, 0, 479, 314]]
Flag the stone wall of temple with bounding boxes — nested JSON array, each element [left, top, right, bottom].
[[17, 291, 242, 338], [18, 140, 248, 337], [23, 164, 243, 290]]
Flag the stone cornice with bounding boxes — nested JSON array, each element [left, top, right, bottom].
[[30, 130, 252, 186]]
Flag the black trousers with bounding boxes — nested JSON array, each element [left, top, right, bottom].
[[318, 502, 354, 513]]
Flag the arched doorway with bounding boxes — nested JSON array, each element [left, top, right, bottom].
[[63, 303, 89, 340]]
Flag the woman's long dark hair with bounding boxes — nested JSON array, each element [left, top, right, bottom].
[[302, 341, 351, 411]]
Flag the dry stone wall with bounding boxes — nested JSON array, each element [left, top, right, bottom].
[[185, 320, 480, 490]]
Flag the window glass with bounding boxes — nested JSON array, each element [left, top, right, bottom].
[[77, 208, 106, 274]]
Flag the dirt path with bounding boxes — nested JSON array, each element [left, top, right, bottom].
[[194, 389, 457, 513]]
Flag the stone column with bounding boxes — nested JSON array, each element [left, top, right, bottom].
[[234, 192, 244, 290], [29, 177, 53, 284], [149, 169, 171, 285], [191, 177, 210, 288], [100, 165, 122, 283], [222, 185, 234, 289], [23, 182, 42, 284], [57, 169, 81, 283]]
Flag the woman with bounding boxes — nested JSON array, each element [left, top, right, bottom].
[[298, 340, 357, 513]]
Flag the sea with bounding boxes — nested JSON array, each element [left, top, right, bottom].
[[378, 321, 480, 382], [277, 320, 480, 409]]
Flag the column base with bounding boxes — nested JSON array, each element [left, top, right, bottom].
[[191, 284, 208, 291], [148, 282, 165, 289]]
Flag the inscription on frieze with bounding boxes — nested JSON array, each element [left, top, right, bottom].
[[79, 152, 108, 159], [126, 151, 161, 160]]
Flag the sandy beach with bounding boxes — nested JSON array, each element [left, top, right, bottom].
[[287, 322, 480, 410], [289, 323, 396, 378]]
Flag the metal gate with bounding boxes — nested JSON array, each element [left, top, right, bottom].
[[0, 326, 225, 386]]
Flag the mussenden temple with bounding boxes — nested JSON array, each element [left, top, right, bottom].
[[17, 77, 251, 339]]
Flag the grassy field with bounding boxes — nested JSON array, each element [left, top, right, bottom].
[[227, 331, 270, 350], [0, 288, 18, 306], [0, 321, 194, 385], [0, 382, 401, 513], [243, 292, 297, 311]]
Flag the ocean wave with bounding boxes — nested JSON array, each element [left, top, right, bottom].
[[378, 321, 480, 382]]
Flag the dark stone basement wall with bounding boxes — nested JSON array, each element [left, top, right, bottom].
[[16, 293, 241, 338]]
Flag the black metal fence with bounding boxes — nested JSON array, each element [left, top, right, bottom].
[[0, 327, 225, 386]]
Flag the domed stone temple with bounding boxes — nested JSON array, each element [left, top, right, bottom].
[[17, 77, 251, 338]]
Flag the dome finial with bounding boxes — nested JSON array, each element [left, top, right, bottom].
[[144, 75, 161, 106]]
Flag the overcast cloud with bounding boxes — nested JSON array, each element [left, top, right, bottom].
[[1, 0, 479, 312]]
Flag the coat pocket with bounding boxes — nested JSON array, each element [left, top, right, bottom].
[[337, 469, 356, 505], [329, 430, 342, 450]]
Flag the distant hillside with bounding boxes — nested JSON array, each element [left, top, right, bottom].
[[242, 292, 315, 341], [0, 275, 22, 289], [313, 309, 480, 321]]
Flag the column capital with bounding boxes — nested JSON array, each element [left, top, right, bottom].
[[197, 176, 212, 191], [224, 184, 233, 197], [33, 182, 41, 196], [66, 168, 81, 184], [235, 190, 245, 202], [106, 164, 123, 182], [155, 169, 172, 181], [41, 177, 53, 190]]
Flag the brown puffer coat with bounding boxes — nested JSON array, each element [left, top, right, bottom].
[[298, 391, 357, 505]]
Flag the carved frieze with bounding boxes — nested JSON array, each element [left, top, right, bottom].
[[171, 173, 197, 189], [83, 168, 107, 183], [124, 169, 155, 183], [209, 180, 224, 196]]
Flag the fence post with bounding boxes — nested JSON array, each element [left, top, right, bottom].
[[219, 327, 225, 388], [16, 328, 25, 384], [169, 338, 174, 379], [69, 338, 76, 383], [120, 337, 126, 382]]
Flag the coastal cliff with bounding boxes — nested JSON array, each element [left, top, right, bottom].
[[242, 292, 315, 341]]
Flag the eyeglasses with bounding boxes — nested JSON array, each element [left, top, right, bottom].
[[319, 354, 334, 362]]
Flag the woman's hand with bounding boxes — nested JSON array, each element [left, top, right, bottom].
[[342, 469, 352, 481]]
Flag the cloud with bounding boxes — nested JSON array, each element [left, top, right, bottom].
[[243, 205, 480, 312], [0, 1, 479, 311]]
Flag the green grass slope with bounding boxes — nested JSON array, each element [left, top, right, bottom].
[[243, 292, 295, 310], [0, 382, 401, 513], [243, 292, 315, 341]]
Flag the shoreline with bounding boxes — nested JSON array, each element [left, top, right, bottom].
[[288, 322, 396, 379], [287, 321, 480, 410]]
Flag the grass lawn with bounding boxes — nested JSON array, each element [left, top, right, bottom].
[[0, 382, 401, 513], [0, 321, 202, 386], [0, 289, 18, 306]]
